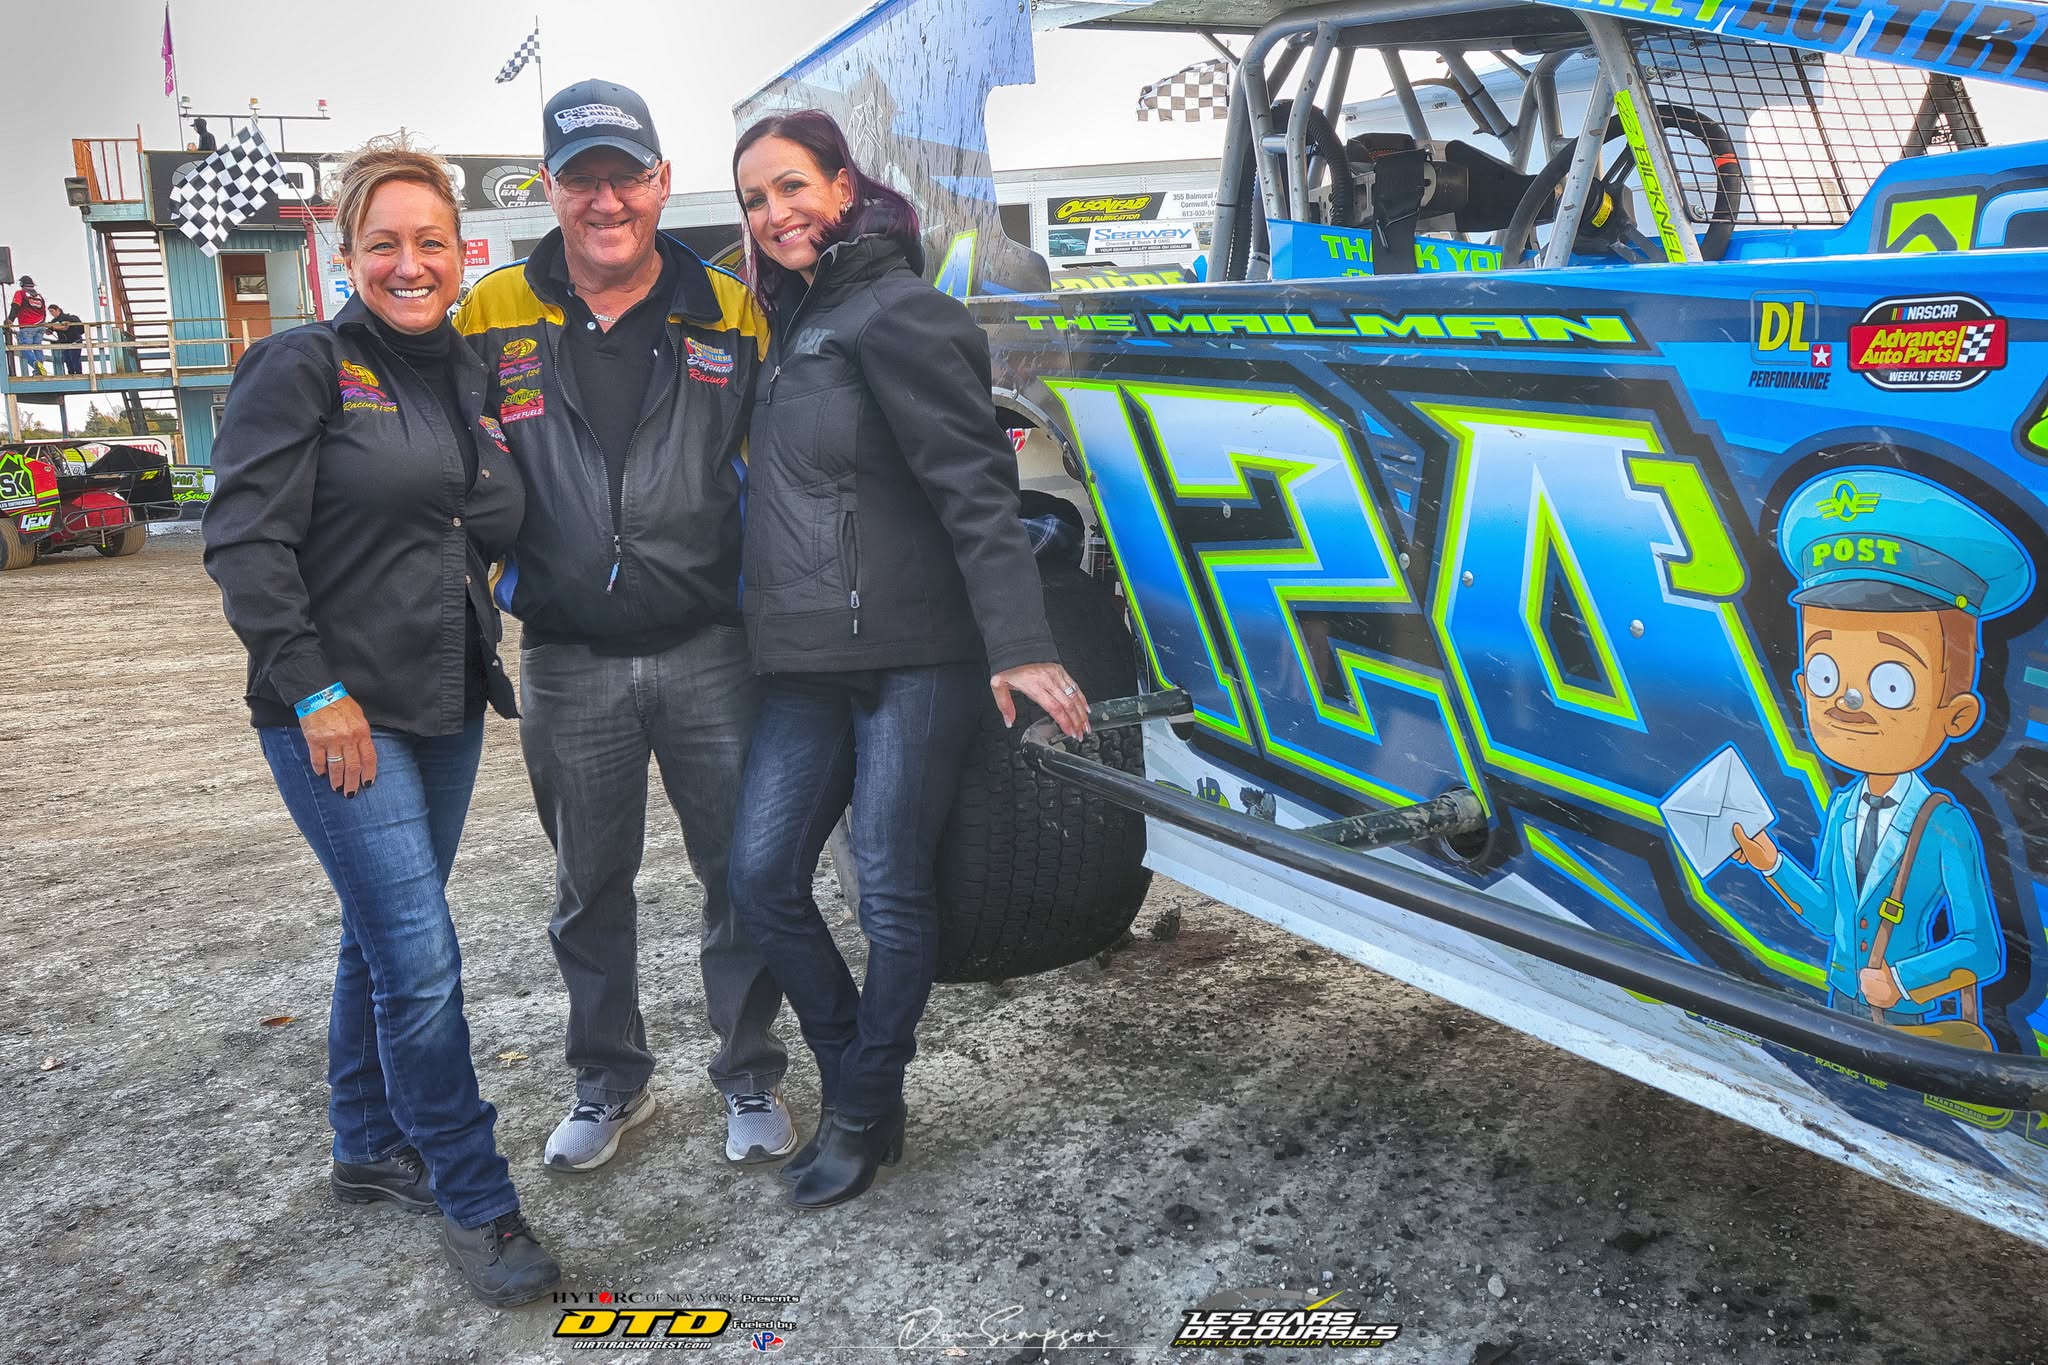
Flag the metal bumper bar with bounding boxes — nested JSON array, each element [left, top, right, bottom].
[[1022, 690, 2048, 1111]]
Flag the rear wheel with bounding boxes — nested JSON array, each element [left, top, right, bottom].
[[934, 557, 1152, 982], [0, 518, 33, 570], [97, 525, 148, 558]]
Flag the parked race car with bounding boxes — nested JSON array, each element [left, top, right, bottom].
[[0, 437, 181, 569], [746, 0, 2048, 1247]]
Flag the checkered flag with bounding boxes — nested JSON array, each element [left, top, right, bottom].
[[1958, 323, 1996, 364], [169, 123, 290, 258], [496, 28, 539, 83], [1137, 58, 1232, 121]]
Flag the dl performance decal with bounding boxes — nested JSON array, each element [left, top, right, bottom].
[[1849, 295, 2007, 392]]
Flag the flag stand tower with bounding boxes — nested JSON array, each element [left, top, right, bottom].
[[533, 16, 545, 110]]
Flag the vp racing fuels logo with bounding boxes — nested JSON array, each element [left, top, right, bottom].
[[1849, 294, 2007, 392], [338, 360, 397, 413]]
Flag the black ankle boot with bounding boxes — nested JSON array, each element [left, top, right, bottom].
[[779, 1107, 837, 1185], [787, 1103, 905, 1210], [331, 1147, 434, 1213]]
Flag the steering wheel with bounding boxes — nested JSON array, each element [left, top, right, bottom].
[[1500, 102, 1743, 267]]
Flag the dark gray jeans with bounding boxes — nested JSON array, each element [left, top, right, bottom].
[[519, 625, 786, 1104]]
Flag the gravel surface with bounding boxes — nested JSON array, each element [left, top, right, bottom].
[[3, 534, 2045, 1364]]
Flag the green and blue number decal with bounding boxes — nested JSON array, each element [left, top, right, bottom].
[[1051, 372, 1851, 986]]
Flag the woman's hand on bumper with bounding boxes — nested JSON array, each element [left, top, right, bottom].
[[991, 662, 1090, 740]]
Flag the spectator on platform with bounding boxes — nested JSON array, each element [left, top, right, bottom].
[[48, 307, 85, 377], [192, 117, 217, 152], [7, 276, 49, 376]]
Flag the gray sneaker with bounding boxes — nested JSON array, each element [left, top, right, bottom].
[[544, 1089, 657, 1171], [725, 1090, 797, 1164]]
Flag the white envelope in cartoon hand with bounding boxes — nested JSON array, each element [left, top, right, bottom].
[[1661, 744, 1776, 877]]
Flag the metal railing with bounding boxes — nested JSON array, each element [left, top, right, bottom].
[[72, 134, 147, 204], [2, 315, 316, 386]]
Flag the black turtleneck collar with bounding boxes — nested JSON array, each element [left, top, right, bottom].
[[368, 310, 458, 366], [335, 293, 459, 366]]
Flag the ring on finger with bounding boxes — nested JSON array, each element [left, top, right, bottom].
[[1059, 685, 1077, 696], [326, 753, 344, 766]]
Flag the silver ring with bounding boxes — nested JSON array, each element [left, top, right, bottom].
[[326, 754, 344, 766], [1059, 685, 1077, 696]]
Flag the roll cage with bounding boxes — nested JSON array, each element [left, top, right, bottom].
[[1048, 0, 2008, 279]]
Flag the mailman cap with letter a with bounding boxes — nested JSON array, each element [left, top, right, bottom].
[[1777, 468, 2031, 620]]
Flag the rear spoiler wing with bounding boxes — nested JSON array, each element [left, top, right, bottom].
[[1531, 0, 2048, 97], [1042, 0, 2048, 97]]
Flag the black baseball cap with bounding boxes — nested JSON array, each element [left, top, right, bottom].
[[543, 79, 662, 176]]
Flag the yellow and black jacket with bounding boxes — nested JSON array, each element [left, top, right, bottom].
[[454, 230, 767, 652]]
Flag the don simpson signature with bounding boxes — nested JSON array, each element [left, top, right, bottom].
[[898, 1304, 1116, 1352]]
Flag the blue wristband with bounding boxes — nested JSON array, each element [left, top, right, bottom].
[[295, 682, 348, 719]]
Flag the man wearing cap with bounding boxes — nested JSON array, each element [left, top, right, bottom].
[[1731, 467, 2026, 1034], [6, 275, 48, 377], [456, 80, 791, 1173]]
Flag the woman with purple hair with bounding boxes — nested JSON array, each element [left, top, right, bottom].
[[728, 109, 1091, 1209]]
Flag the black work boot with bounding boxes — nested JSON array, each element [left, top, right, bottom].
[[440, 1210, 562, 1308], [331, 1147, 434, 1214], [787, 1103, 906, 1210], [779, 1107, 837, 1185]]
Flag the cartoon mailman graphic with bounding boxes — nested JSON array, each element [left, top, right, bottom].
[[1725, 469, 2032, 1047]]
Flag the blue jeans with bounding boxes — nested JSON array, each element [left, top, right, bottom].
[[519, 626, 786, 1104], [260, 716, 518, 1228], [14, 325, 43, 375], [728, 664, 984, 1122]]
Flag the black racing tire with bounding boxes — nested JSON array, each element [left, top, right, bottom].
[[1, 518, 33, 570], [97, 524, 148, 558], [935, 559, 1152, 982]]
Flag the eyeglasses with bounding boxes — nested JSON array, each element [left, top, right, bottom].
[[554, 169, 662, 199]]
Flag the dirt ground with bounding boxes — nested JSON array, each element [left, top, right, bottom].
[[4, 531, 2047, 1365]]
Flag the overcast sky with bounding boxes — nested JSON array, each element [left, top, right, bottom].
[[6, 0, 2043, 328], [1, 0, 1224, 319]]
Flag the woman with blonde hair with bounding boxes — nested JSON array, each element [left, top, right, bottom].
[[205, 136, 557, 1307]]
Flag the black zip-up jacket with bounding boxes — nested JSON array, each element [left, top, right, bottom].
[[204, 296, 523, 734], [746, 234, 1056, 674], [454, 231, 768, 652]]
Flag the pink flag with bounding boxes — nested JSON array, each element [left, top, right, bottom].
[[161, 6, 175, 97]]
